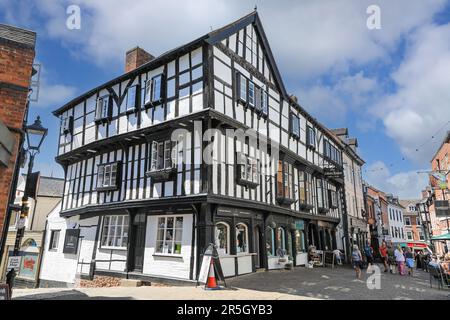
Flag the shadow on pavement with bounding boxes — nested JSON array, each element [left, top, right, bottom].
[[13, 289, 134, 300]]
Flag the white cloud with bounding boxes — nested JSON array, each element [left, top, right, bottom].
[[371, 22, 450, 165], [365, 161, 429, 199]]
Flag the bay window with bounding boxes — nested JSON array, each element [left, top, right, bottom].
[[298, 170, 313, 209], [100, 215, 129, 249], [156, 216, 183, 255], [150, 140, 174, 172], [97, 162, 120, 191], [237, 153, 259, 187]]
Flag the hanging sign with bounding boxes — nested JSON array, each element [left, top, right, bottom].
[[63, 229, 80, 254], [435, 200, 450, 217], [295, 220, 304, 230]]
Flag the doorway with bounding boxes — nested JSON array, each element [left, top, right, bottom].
[[131, 214, 146, 272], [254, 226, 264, 269]]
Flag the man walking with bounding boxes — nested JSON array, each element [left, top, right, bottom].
[[363, 240, 374, 272]]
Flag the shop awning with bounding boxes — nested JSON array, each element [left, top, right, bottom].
[[430, 232, 450, 241]]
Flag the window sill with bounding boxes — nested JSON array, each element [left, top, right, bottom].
[[152, 253, 183, 258], [146, 167, 176, 181], [99, 246, 128, 251], [96, 186, 119, 192]]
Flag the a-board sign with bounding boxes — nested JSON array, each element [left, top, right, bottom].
[[0, 284, 10, 300], [324, 251, 335, 268], [197, 244, 226, 287], [7, 256, 21, 271]]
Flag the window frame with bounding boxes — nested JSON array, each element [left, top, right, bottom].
[[95, 94, 112, 122], [61, 115, 74, 136], [266, 227, 276, 257], [100, 215, 129, 250], [215, 222, 230, 255], [124, 84, 139, 113], [144, 73, 165, 107], [96, 162, 121, 191], [290, 112, 300, 139], [155, 216, 184, 255], [306, 126, 316, 149], [235, 223, 249, 254], [149, 140, 175, 172], [236, 152, 260, 188], [49, 230, 61, 251]]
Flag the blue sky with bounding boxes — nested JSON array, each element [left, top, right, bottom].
[[1, 0, 450, 198]]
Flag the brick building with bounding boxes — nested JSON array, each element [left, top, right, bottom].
[[0, 24, 37, 263]]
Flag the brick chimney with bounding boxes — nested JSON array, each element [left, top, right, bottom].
[[125, 46, 154, 73]]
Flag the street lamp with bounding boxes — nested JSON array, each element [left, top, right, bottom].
[[12, 116, 47, 256]]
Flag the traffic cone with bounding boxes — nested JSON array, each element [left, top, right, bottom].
[[205, 259, 219, 290]]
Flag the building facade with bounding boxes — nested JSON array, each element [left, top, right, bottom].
[[400, 200, 425, 243], [0, 175, 63, 288], [331, 129, 366, 256], [386, 195, 406, 244], [0, 24, 37, 264], [41, 12, 348, 286], [426, 131, 450, 255]]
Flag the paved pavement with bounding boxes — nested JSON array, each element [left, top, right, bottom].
[[11, 264, 450, 300]]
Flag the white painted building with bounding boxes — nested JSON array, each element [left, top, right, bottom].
[[387, 195, 406, 243], [40, 12, 349, 287]]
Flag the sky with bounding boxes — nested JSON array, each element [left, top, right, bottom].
[[1, 0, 449, 199]]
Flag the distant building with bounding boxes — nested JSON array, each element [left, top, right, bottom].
[[386, 194, 406, 243], [331, 128, 366, 257], [0, 24, 37, 264], [400, 200, 424, 242], [365, 184, 388, 249], [0, 174, 63, 288]]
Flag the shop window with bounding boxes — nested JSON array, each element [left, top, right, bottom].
[[49, 230, 60, 250], [295, 230, 306, 253], [215, 222, 230, 255], [156, 216, 183, 255], [266, 227, 275, 256], [276, 227, 286, 254], [97, 162, 121, 191], [235, 223, 248, 254], [100, 215, 129, 249]]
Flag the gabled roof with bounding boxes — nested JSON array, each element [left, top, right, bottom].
[[54, 11, 289, 116], [330, 128, 348, 137]]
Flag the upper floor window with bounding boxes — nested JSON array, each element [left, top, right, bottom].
[[238, 73, 247, 103], [407, 231, 413, 240], [150, 140, 174, 172], [144, 74, 165, 106], [323, 139, 331, 159], [290, 113, 300, 139], [405, 217, 411, 226], [248, 81, 255, 107], [237, 153, 259, 188], [328, 189, 338, 209], [416, 217, 421, 226], [95, 95, 111, 121], [125, 85, 138, 112], [49, 230, 60, 250], [97, 162, 120, 191], [276, 161, 294, 204], [261, 90, 268, 116], [61, 116, 74, 136], [306, 126, 316, 149], [299, 170, 313, 208]]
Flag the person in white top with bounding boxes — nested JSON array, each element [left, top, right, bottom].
[[394, 245, 406, 275]]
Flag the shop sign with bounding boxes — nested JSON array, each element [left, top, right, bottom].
[[435, 200, 450, 217], [295, 220, 304, 230], [63, 229, 80, 254], [323, 167, 344, 179], [7, 256, 21, 271]]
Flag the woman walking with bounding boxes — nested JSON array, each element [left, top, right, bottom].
[[394, 245, 406, 276], [351, 244, 363, 279], [405, 247, 415, 276], [379, 241, 389, 272]]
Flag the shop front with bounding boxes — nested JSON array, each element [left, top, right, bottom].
[[214, 207, 263, 277]]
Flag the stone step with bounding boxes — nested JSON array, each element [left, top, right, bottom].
[[120, 279, 142, 287]]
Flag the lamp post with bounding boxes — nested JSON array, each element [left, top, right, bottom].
[[12, 116, 47, 256]]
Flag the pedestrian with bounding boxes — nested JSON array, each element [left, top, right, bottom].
[[394, 245, 406, 276], [405, 247, 415, 276], [363, 240, 374, 272], [333, 248, 343, 265], [379, 240, 389, 272], [6, 268, 16, 299], [351, 244, 363, 279], [387, 242, 397, 274], [415, 250, 423, 270]]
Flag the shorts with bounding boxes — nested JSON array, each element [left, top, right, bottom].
[[381, 256, 387, 263], [352, 260, 362, 269]]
